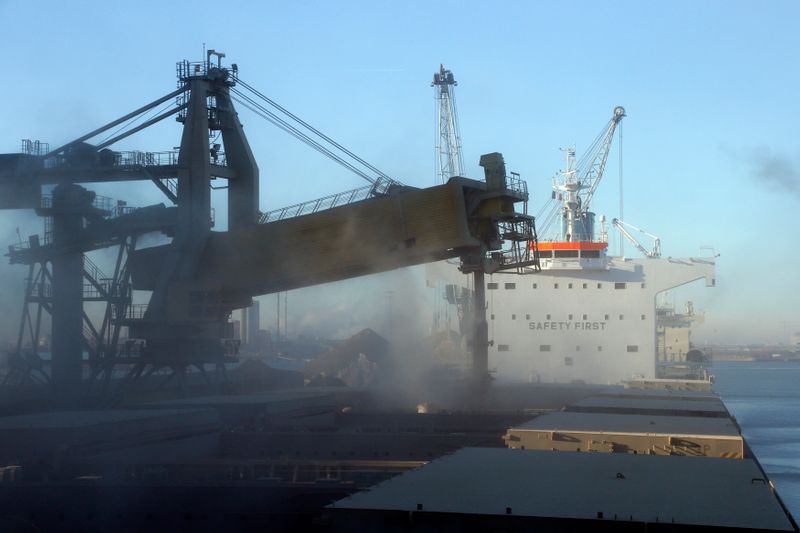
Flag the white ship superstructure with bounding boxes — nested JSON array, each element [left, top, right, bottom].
[[486, 106, 715, 384], [423, 95, 716, 385], [487, 245, 715, 384]]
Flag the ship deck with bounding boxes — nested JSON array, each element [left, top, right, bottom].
[[330, 448, 796, 531]]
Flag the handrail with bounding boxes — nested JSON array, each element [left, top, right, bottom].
[[259, 182, 388, 224], [258, 186, 366, 223], [43, 149, 227, 170]]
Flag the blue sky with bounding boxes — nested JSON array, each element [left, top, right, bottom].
[[0, 0, 798, 344]]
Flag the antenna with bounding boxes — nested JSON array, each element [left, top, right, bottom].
[[618, 119, 624, 256]]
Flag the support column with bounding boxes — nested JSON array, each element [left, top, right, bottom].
[[176, 78, 213, 259], [145, 78, 212, 320], [247, 300, 260, 346], [50, 184, 92, 402], [217, 89, 259, 231], [240, 308, 248, 347], [472, 270, 489, 381]]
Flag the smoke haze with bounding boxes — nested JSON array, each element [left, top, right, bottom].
[[0, 212, 42, 344], [746, 147, 800, 198]]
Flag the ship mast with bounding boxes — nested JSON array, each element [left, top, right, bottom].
[[553, 146, 583, 241], [541, 106, 625, 242]]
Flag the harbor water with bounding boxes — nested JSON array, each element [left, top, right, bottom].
[[713, 360, 800, 519]]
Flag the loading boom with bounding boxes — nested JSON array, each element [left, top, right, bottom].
[[0, 53, 531, 398]]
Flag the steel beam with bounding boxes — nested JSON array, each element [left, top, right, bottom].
[[95, 104, 188, 150], [50, 185, 92, 403], [45, 86, 187, 158], [216, 89, 259, 229]]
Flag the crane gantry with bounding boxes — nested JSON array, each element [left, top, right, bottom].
[[0, 52, 533, 401]]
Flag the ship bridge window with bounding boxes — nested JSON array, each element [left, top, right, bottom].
[[627, 345, 639, 353], [488, 282, 498, 290], [614, 282, 627, 290], [532, 283, 538, 289], [554, 283, 559, 289], [539, 345, 551, 352], [641, 283, 646, 289], [564, 357, 574, 366], [498, 344, 510, 352], [597, 283, 603, 289], [538, 251, 552, 259], [581, 250, 600, 258], [568, 283, 573, 289], [554, 250, 579, 258], [582, 283, 588, 289], [505, 282, 516, 289]]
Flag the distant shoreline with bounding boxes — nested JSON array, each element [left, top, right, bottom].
[[712, 355, 800, 362]]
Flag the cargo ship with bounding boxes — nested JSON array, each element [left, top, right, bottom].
[[486, 111, 715, 384], [0, 58, 792, 533], [430, 106, 717, 384]]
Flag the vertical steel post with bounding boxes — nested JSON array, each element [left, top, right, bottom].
[[472, 270, 489, 380], [145, 78, 212, 319], [50, 184, 92, 402], [216, 89, 259, 231]]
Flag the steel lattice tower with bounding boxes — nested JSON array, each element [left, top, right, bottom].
[[432, 65, 464, 183]]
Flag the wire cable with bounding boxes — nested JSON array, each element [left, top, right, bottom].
[[231, 91, 377, 184], [97, 99, 179, 147], [236, 78, 395, 182], [231, 89, 374, 182], [232, 94, 372, 182]]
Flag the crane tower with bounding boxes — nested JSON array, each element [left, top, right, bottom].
[[432, 65, 464, 183]]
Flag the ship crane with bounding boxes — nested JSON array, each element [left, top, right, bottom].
[[578, 106, 625, 213], [432, 65, 464, 183], [538, 106, 626, 240], [612, 218, 661, 258]]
